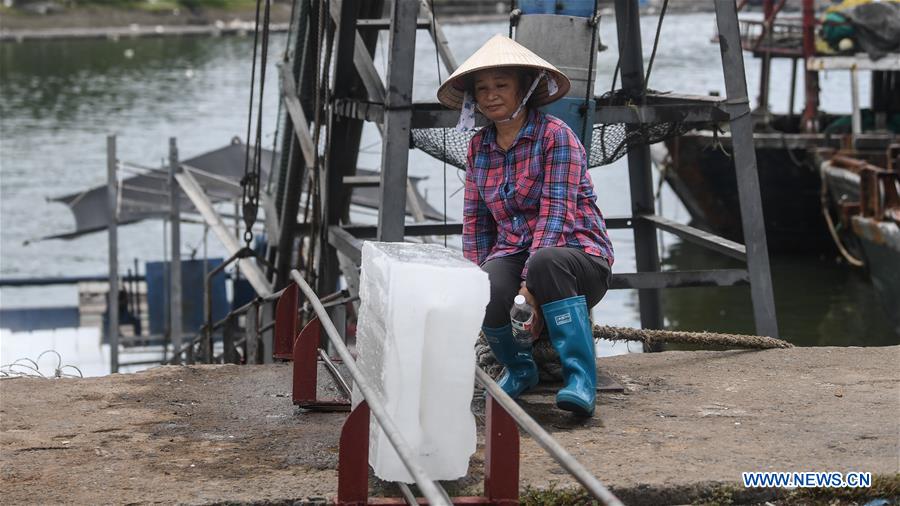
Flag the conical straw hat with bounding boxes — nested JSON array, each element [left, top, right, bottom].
[[437, 34, 571, 110]]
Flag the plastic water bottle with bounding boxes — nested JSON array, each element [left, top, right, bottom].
[[510, 294, 535, 346]]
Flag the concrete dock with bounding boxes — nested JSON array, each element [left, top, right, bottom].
[[1, 346, 898, 504]]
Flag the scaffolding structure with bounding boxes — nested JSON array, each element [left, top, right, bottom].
[[268, 0, 779, 339]]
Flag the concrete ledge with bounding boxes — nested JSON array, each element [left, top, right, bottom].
[[1, 346, 898, 504]]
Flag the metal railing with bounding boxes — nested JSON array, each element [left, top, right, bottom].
[[475, 368, 624, 506], [290, 269, 452, 506], [167, 253, 623, 503], [168, 268, 284, 365]]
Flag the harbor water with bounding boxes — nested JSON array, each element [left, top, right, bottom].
[[1, 12, 896, 374]]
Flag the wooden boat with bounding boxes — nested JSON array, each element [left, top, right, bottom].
[[663, 0, 899, 254], [819, 149, 900, 335]]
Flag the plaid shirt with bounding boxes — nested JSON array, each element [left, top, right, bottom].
[[463, 109, 614, 278]]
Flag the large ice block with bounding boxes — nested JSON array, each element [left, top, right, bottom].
[[352, 241, 490, 483]]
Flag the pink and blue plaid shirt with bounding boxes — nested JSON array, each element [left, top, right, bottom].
[[463, 109, 614, 278]]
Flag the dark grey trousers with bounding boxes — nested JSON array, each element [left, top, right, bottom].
[[480, 247, 612, 328]]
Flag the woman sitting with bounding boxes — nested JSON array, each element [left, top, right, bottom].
[[437, 35, 614, 417]]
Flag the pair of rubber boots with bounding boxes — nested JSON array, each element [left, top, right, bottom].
[[482, 295, 596, 416]]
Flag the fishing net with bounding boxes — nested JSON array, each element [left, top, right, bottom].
[[411, 90, 698, 170]]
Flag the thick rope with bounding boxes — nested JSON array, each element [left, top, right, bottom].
[[818, 160, 865, 267], [594, 325, 793, 350], [476, 326, 793, 382]]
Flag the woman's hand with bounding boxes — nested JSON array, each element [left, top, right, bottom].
[[519, 282, 544, 339]]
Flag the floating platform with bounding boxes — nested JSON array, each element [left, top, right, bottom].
[[1, 347, 898, 505]]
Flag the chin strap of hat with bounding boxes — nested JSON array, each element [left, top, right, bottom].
[[455, 70, 559, 132]]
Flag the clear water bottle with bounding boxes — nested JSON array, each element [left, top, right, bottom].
[[510, 294, 535, 346]]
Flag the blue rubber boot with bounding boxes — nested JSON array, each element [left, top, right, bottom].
[[541, 296, 596, 416], [482, 324, 539, 399]]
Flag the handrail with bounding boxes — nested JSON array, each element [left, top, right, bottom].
[[208, 286, 287, 332], [262, 286, 288, 302], [290, 269, 451, 506], [171, 285, 285, 365], [475, 368, 624, 506]]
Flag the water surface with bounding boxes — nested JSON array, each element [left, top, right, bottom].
[[1, 13, 894, 373]]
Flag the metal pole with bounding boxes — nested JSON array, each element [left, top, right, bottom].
[[614, 0, 663, 334], [247, 302, 260, 364], [133, 257, 141, 330], [273, 0, 309, 224], [261, 301, 275, 364], [274, 0, 318, 289], [107, 135, 119, 374], [715, 0, 780, 339], [274, 135, 305, 291], [801, 0, 819, 131], [377, 0, 419, 242], [850, 67, 862, 136], [319, 0, 371, 296], [475, 368, 624, 506], [162, 218, 170, 358], [169, 137, 183, 363], [289, 270, 450, 506], [788, 57, 798, 121], [757, 0, 775, 115]]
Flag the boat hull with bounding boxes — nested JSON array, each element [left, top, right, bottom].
[[852, 216, 900, 335], [665, 132, 832, 254]]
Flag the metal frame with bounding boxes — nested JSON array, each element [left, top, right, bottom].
[[714, 0, 779, 337], [276, 0, 780, 344], [174, 167, 272, 296], [613, 0, 663, 333], [289, 270, 452, 506], [376, 0, 419, 242], [333, 92, 739, 128], [285, 270, 623, 506], [168, 284, 285, 366]]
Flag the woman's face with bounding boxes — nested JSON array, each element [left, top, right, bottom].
[[472, 68, 524, 122]]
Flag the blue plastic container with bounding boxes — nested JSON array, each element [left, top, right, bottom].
[[146, 258, 228, 337], [518, 0, 595, 17]]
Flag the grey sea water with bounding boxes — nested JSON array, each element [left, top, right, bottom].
[[1, 12, 895, 360]]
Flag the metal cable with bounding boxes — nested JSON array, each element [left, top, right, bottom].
[[643, 0, 669, 95], [317, 348, 352, 397], [242, 0, 264, 190], [290, 270, 451, 506]]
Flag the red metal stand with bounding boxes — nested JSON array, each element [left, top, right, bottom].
[[280, 280, 521, 503], [292, 316, 320, 404], [336, 395, 521, 505], [483, 396, 520, 506], [291, 315, 351, 410], [274, 283, 299, 360], [337, 400, 371, 505]]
